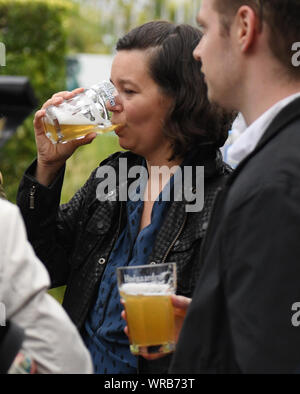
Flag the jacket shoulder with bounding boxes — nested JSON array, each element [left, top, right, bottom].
[[98, 151, 140, 168]]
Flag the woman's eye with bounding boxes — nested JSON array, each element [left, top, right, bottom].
[[124, 89, 135, 95]]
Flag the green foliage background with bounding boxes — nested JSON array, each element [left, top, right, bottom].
[[0, 0, 72, 202]]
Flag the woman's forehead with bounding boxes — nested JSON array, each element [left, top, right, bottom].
[[111, 50, 153, 84]]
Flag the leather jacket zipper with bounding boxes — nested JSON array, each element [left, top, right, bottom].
[[161, 212, 188, 264], [29, 185, 36, 210]]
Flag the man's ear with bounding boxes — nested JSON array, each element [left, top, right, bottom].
[[234, 6, 259, 53]]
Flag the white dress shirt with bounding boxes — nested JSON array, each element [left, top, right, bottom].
[[228, 92, 300, 165]]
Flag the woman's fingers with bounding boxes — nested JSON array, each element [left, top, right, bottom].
[[139, 352, 166, 361], [68, 132, 97, 149], [41, 96, 64, 110], [34, 109, 47, 137], [121, 308, 126, 321], [71, 87, 85, 95], [171, 295, 191, 315], [41, 88, 84, 110], [51, 87, 84, 99], [124, 325, 129, 338], [51, 87, 84, 101], [170, 295, 191, 343], [121, 309, 131, 342]]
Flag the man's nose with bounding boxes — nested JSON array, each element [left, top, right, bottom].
[[193, 42, 202, 62]]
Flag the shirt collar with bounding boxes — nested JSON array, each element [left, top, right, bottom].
[[228, 92, 300, 164]]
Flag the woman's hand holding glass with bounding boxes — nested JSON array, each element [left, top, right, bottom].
[[34, 88, 97, 186]]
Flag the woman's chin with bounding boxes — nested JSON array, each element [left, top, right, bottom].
[[118, 138, 133, 152]]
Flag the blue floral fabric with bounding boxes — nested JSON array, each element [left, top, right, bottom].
[[83, 169, 172, 374]]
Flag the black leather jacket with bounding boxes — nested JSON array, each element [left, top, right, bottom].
[[17, 146, 231, 373]]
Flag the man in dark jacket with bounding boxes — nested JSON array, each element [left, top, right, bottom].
[[170, 0, 300, 373]]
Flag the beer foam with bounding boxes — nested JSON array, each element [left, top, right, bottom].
[[52, 107, 96, 125], [119, 283, 172, 296]]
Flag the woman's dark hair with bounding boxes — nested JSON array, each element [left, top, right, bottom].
[[116, 20, 234, 159]]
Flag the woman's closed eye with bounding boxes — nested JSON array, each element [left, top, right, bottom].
[[124, 89, 136, 95]]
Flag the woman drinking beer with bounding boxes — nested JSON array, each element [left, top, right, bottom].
[[17, 21, 233, 374]]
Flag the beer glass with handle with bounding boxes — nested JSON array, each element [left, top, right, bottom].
[[117, 263, 177, 356], [43, 81, 122, 144]]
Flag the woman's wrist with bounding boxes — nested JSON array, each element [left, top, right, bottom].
[[35, 160, 65, 187]]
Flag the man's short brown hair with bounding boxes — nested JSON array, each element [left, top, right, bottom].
[[213, 0, 300, 79]]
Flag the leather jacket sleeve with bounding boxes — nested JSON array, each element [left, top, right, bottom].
[[17, 159, 97, 288]]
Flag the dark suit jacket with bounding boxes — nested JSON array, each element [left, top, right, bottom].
[[170, 97, 300, 374]]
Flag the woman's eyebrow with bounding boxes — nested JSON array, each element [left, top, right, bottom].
[[110, 78, 140, 89]]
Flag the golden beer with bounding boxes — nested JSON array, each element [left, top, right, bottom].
[[121, 292, 175, 354], [43, 121, 121, 144], [119, 282, 176, 355], [117, 263, 177, 356]]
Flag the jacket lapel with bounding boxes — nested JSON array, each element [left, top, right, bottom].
[[227, 96, 300, 186]]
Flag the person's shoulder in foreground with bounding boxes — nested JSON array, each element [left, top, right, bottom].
[[0, 198, 93, 373], [170, 0, 300, 374]]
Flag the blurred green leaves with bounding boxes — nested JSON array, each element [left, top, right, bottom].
[[0, 0, 71, 102], [0, 0, 71, 202]]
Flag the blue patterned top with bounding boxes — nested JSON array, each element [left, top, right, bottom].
[[83, 167, 172, 374]]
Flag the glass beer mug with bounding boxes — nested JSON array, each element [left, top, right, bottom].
[[43, 81, 121, 144]]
